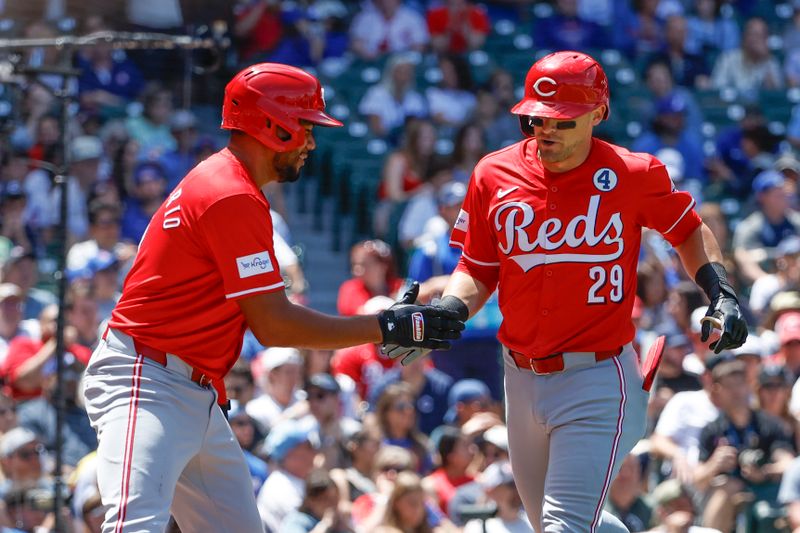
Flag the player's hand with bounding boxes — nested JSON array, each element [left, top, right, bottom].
[[701, 295, 747, 354], [377, 282, 465, 363]]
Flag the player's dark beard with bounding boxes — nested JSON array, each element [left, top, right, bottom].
[[276, 164, 301, 183]]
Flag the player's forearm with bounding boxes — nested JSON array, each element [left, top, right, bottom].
[[442, 270, 491, 318], [255, 304, 382, 349], [674, 224, 724, 280]]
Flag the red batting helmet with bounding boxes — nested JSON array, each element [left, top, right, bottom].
[[221, 63, 343, 152], [511, 51, 610, 125]]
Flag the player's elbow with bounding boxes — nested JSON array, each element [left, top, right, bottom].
[[238, 290, 301, 347]]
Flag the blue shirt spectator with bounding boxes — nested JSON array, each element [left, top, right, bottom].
[[534, 0, 609, 51]]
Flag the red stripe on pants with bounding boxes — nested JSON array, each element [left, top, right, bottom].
[[114, 354, 144, 533]]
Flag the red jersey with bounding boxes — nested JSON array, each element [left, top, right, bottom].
[[450, 138, 701, 357], [109, 149, 285, 381], [2, 338, 91, 400], [336, 277, 404, 316]]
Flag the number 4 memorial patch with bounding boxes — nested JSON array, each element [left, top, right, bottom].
[[592, 168, 618, 192]]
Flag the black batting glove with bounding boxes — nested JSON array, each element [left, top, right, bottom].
[[377, 282, 465, 354], [696, 262, 748, 354]]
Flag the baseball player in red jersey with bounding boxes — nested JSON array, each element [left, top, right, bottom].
[[81, 63, 464, 533], [386, 51, 748, 532]]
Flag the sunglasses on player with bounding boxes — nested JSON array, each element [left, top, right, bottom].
[[528, 117, 577, 130]]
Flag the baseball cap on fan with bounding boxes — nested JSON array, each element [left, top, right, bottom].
[[70, 136, 103, 162], [260, 347, 302, 371], [444, 379, 490, 423], [479, 460, 515, 490], [437, 181, 467, 207], [776, 312, 800, 345], [263, 420, 317, 462], [0, 427, 37, 458], [753, 170, 786, 194]]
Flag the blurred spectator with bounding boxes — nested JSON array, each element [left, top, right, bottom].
[[534, 0, 608, 52], [373, 382, 433, 474], [426, 55, 476, 129], [1, 303, 90, 402], [0, 427, 50, 498], [755, 365, 796, 447], [26, 135, 102, 242], [66, 201, 134, 275], [65, 283, 99, 349], [125, 83, 176, 159], [16, 352, 96, 469], [351, 445, 415, 529], [780, 453, 800, 531], [685, 0, 740, 56], [159, 109, 198, 190], [246, 347, 304, 431], [109, 137, 142, 201], [426, 0, 490, 55], [615, 0, 666, 59], [650, 355, 720, 485], [227, 405, 269, 497], [10, 82, 54, 153], [631, 92, 705, 182], [405, 180, 466, 278], [644, 479, 718, 533], [279, 469, 352, 533], [2, 246, 55, 321], [332, 296, 398, 401], [750, 236, 800, 319], [76, 17, 144, 116], [451, 124, 487, 185], [605, 453, 653, 532], [647, 14, 710, 88], [225, 357, 257, 408], [463, 460, 531, 533], [0, 284, 33, 364], [398, 167, 459, 250], [647, 330, 701, 424], [378, 118, 436, 218], [78, 250, 122, 320], [733, 170, 800, 283], [770, 312, 800, 378], [443, 379, 491, 428], [349, 0, 429, 61], [377, 471, 440, 532], [0, 180, 35, 254], [695, 358, 794, 531], [359, 54, 428, 139], [27, 113, 61, 170], [301, 373, 361, 470], [711, 17, 783, 100], [473, 88, 520, 153], [257, 420, 318, 533], [370, 358, 452, 437], [337, 240, 403, 317], [233, 0, 283, 62], [0, 392, 17, 439], [121, 161, 168, 243], [636, 262, 670, 332], [330, 426, 381, 508], [423, 426, 475, 515]]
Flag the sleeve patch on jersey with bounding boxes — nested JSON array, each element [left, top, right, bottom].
[[454, 209, 469, 232], [236, 251, 275, 278]]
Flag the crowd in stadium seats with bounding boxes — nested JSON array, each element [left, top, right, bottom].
[[6, 0, 800, 531]]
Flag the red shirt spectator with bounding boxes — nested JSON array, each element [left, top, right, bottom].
[[332, 343, 396, 400], [2, 336, 91, 401], [234, 0, 283, 61], [427, 0, 490, 54], [337, 241, 403, 316]]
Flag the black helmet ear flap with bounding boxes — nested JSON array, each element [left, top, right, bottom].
[[519, 115, 535, 137]]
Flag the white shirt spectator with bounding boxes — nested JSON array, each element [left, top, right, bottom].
[[425, 87, 477, 126], [24, 169, 89, 240], [246, 390, 303, 432], [749, 274, 782, 316], [256, 468, 304, 533], [358, 84, 427, 134], [653, 389, 719, 466], [350, 4, 429, 57], [711, 49, 783, 97], [398, 185, 438, 245]]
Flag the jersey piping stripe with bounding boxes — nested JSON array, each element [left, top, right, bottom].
[[449, 243, 501, 267], [590, 356, 626, 532], [114, 353, 144, 533], [225, 282, 286, 299], [662, 198, 696, 235]]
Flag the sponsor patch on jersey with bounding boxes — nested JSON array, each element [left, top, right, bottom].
[[236, 251, 274, 278], [412, 312, 424, 342], [454, 209, 469, 232]]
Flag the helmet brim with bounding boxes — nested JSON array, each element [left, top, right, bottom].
[[298, 109, 343, 128], [510, 99, 598, 120]]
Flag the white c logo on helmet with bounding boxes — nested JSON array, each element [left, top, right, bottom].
[[533, 77, 557, 97]]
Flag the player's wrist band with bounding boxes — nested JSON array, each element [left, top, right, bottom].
[[439, 295, 469, 321], [695, 262, 738, 303]]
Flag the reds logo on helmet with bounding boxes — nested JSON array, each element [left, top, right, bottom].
[[511, 51, 610, 121]]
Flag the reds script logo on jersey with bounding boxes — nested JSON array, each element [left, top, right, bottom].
[[494, 195, 624, 273]]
